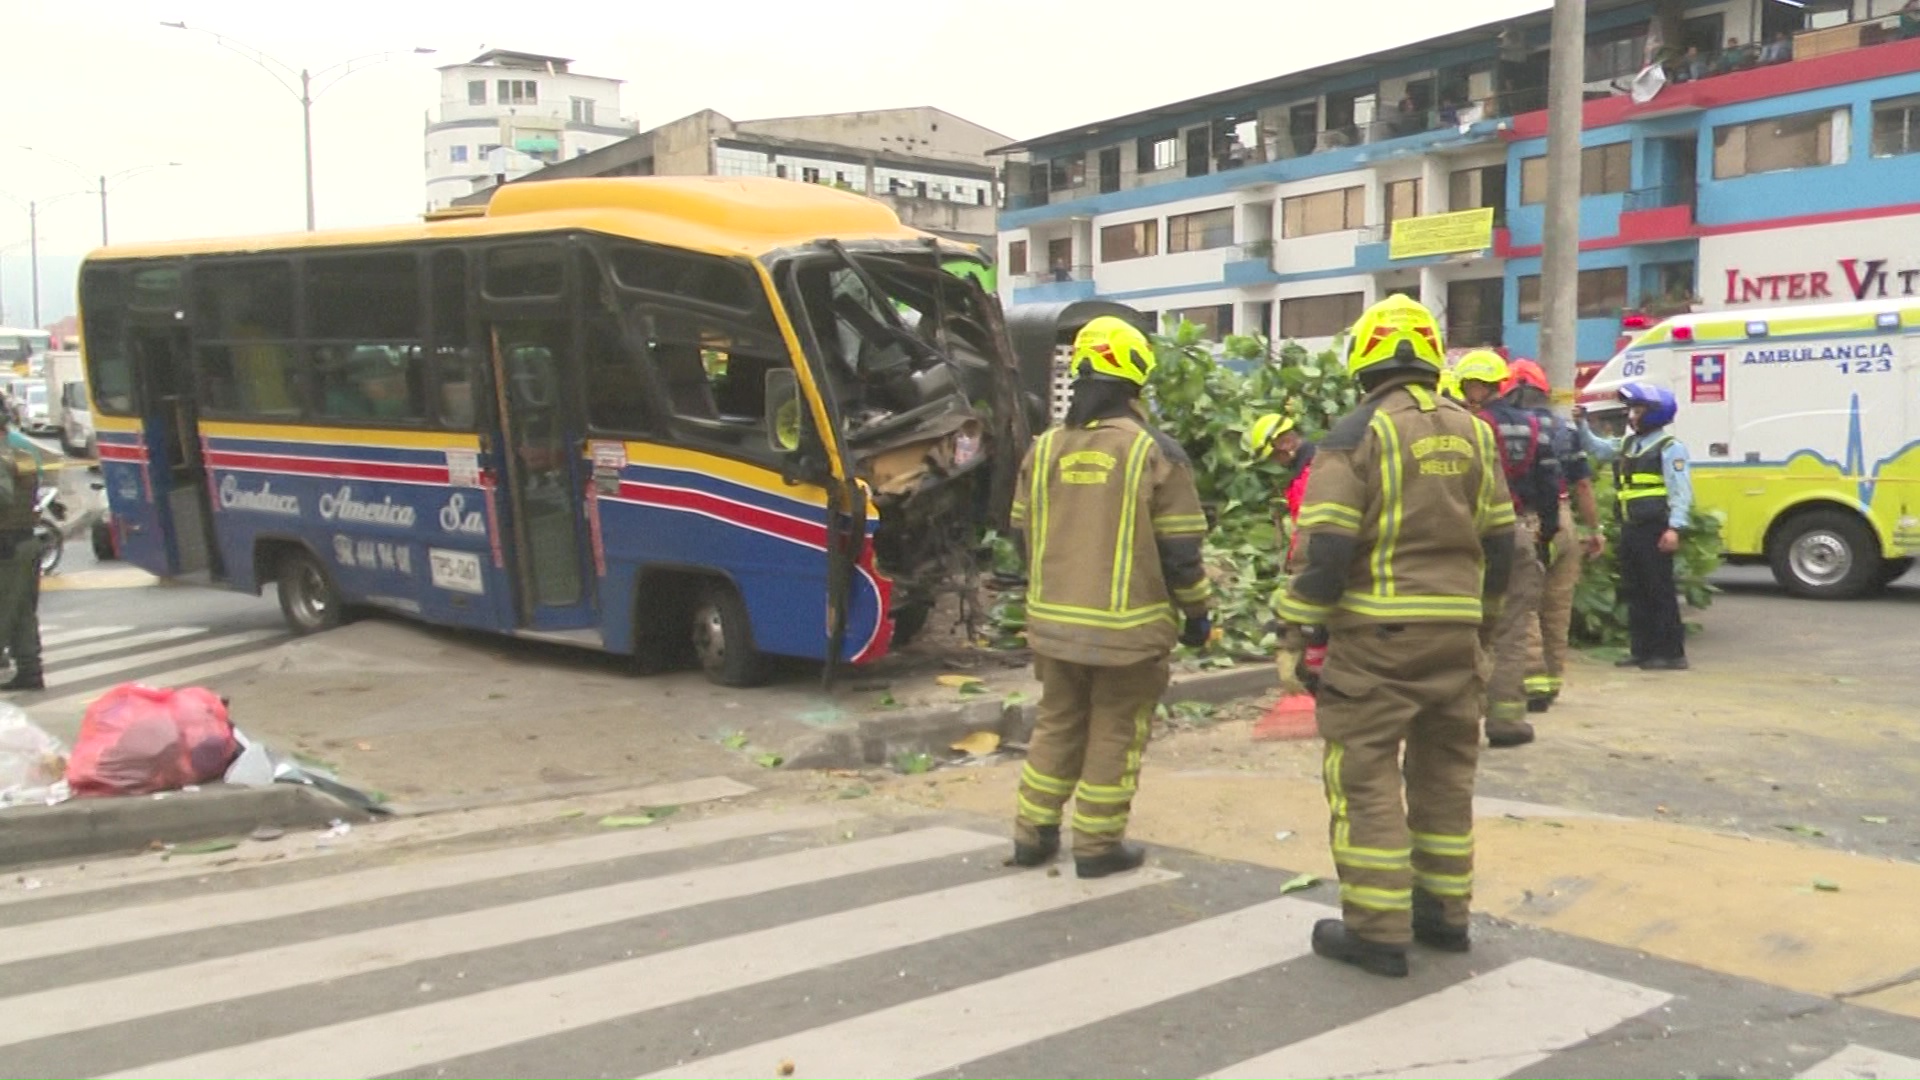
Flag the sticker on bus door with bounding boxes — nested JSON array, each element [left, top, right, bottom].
[[429, 548, 486, 595]]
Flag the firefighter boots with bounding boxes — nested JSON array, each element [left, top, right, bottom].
[[1485, 719, 1536, 748], [1412, 889, 1471, 952], [1010, 825, 1059, 867], [1310, 919, 1410, 978], [1075, 842, 1147, 879]]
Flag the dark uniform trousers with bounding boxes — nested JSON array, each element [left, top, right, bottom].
[[1317, 622, 1485, 945], [1619, 520, 1685, 661], [1015, 654, 1170, 858], [1486, 514, 1543, 725]]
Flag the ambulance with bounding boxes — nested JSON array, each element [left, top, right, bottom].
[[1582, 297, 1920, 600]]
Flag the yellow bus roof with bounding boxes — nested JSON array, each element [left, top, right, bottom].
[[85, 176, 959, 264]]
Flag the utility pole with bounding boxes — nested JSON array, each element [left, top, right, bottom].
[[99, 174, 109, 245], [301, 69, 316, 232], [1539, 0, 1587, 407], [28, 200, 39, 329]]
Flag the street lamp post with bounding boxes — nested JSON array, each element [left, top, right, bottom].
[[17, 147, 183, 246], [160, 22, 434, 231]]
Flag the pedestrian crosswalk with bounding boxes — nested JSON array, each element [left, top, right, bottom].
[[17, 620, 290, 720], [2, 806, 1918, 1079]]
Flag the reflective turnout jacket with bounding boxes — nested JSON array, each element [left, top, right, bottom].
[[1278, 377, 1516, 630], [1010, 407, 1212, 665]]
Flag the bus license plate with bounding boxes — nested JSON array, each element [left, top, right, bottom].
[[429, 548, 485, 595]]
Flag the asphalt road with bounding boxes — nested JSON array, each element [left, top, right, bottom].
[[4, 794, 1919, 1080]]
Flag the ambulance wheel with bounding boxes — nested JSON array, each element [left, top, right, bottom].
[[1875, 557, 1915, 589], [691, 581, 772, 688], [278, 551, 345, 634], [1770, 511, 1878, 600]]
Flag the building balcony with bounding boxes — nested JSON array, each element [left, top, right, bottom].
[[1010, 265, 1097, 304], [1617, 182, 1697, 244], [1221, 241, 1278, 285]]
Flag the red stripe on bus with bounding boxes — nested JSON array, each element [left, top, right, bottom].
[[206, 451, 450, 485]]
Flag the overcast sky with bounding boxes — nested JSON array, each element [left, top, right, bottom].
[[2, 0, 1541, 324]]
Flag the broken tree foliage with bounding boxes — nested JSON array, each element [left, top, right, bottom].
[[984, 322, 1720, 657]]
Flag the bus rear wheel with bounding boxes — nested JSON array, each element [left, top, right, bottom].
[[1770, 510, 1879, 600], [690, 582, 771, 688], [278, 551, 344, 634]]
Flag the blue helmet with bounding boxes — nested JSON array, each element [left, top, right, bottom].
[[1617, 381, 1676, 428]]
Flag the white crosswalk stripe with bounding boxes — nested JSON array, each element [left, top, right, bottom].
[[16, 621, 291, 719], [1, 808, 1914, 1080]]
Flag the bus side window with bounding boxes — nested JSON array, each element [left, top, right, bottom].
[[306, 254, 429, 425], [645, 308, 792, 450], [579, 248, 654, 435], [431, 249, 480, 430], [192, 260, 303, 418], [80, 268, 136, 414]]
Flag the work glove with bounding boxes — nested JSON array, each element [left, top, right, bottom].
[[1179, 612, 1213, 649], [1273, 623, 1307, 695]]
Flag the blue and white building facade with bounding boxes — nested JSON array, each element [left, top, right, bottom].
[[992, 0, 1920, 371]]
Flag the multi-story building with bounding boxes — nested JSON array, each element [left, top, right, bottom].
[[450, 107, 1008, 248], [992, 0, 1920, 372], [424, 50, 639, 210]]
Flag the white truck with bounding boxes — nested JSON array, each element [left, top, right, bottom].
[[1581, 297, 1920, 600], [44, 351, 90, 456]]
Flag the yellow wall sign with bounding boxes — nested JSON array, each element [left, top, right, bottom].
[[1388, 207, 1496, 260]]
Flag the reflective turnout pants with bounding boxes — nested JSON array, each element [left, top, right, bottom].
[[1014, 653, 1169, 858], [1522, 501, 1580, 700], [1316, 623, 1484, 945], [1486, 514, 1543, 728]]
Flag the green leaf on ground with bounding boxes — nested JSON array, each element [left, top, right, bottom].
[[720, 732, 750, 750], [172, 839, 239, 855], [1776, 823, 1826, 837], [1004, 691, 1028, 706], [1812, 877, 1841, 892], [1279, 872, 1320, 895], [555, 808, 587, 820], [598, 814, 662, 828], [1862, 815, 1891, 825], [754, 752, 785, 769], [877, 691, 899, 708], [837, 783, 872, 800], [893, 751, 935, 775]]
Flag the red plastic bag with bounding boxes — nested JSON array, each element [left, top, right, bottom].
[[65, 684, 239, 797]]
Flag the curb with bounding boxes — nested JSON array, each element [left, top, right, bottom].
[[781, 661, 1280, 771], [0, 784, 372, 870]]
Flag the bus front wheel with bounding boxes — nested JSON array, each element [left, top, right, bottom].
[[278, 551, 345, 634], [691, 582, 771, 688]]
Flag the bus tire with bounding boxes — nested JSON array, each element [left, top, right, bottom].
[[889, 601, 932, 648], [1769, 510, 1879, 600], [691, 581, 771, 688], [278, 550, 345, 634]]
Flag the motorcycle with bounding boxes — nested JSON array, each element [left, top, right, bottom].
[[34, 486, 66, 576]]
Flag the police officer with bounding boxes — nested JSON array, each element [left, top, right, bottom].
[[1502, 359, 1604, 712], [0, 407, 44, 692], [1277, 296, 1516, 978], [1454, 351, 1560, 748], [1009, 316, 1212, 878], [1579, 382, 1691, 670]]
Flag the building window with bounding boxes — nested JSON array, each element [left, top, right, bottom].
[[1713, 110, 1835, 178], [448, 145, 469, 164], [1445, 278, 1504, 347], [1871, 95, 1920, 158], [1167, 208, 1234, 253], [1281, 186, 1366, 238], [1584, 23, 1647, 83], [467, 80, 486, 106], [1385, 178, 1421, 232], [1516, 267, 1629, 322], [570, 97, 595, 125], [1448, 164, 1508, 221], [1007, 241, 1029, 278], [1136, 131, 1180, 173], [478, 143, 500, 161], [1046, 237, 1073, 276], [1099, 220, 1159, 262], [1280, 292, 1365, 339], [801, 166, 821, 184], [497, 79, 537, 105], [1048, 153, 1086, 191], [1520, 144, 1631, 204], [1167, 304, 1233, 339]]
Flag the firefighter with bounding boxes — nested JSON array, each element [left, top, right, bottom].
[[1502, 359, 1605, 712], [1008, 316, 1212, 878], [1244, 412, 1316, 569], [1578, 382, 1691, 670], [0, 408, 43, 692], [1454, 351, 1560, 748], [1277, 295, 1516, 978]]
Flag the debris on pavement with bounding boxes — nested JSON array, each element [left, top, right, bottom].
[[324, 819, 352, 838], [1279, 872, 1320, 895], [66, 684, 238, 797], [1812, 877, 1841, 892], [949, 730, 1001, 756], [0, 705, 69, 809], [225, 727, 389, 815], [249, 826, 285, 842]]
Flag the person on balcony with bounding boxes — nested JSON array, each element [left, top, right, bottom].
[[1902, 0, 1920, 40], [1759, 32, 1793, 64], [1675, 46, 1708, 82]]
